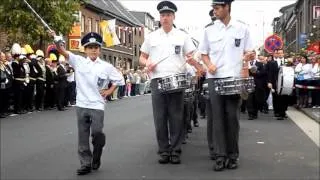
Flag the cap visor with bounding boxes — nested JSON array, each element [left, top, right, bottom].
[[83, 42, 102, 47]]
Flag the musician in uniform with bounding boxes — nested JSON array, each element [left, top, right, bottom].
[[24, 45, 37, 112], [11, 44, 28, 114], [247, 51, 268, 120], [267, 48, 289, 120], [0, 52, 13, 118], [44, 55, 56, 110], [34, 50, 46, 111], [50, 31, 124, 175], [199, 0, 254, 171], [55, 55, 68, 111], [139, 0, 202, 164]]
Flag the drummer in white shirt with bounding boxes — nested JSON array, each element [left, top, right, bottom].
[[49, 31, 124, 175], [198, 0, 255, 171], [139, 0, 202, 165]]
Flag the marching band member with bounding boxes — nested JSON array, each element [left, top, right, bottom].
[[139, 0, 202, 165], [24, 45, 37, 112], [0, 52, 13, 118], [49, 30, 124, 175], [34, 50, 46, 111], [199, 0, 254, 171], [11, 44, 28, 114], [247, 51, 268, 120], [267, 48, 290, 120]]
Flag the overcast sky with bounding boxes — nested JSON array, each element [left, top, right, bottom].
[[121, 0, 296, 48]]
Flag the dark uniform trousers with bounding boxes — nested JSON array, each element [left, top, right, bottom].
[[150, 79, 184, 156], [183, 98, 192, 141], [35, 79, 45, 110], [190, 91, 199, 125], [198, 76, 206, 117], [56, 65, 67, 110], [208, 79, 241, 159], [25, 79, 36, 111], [12, 61, 27, 114], [247, 87, 266, 117], [44, 66, 55, 109], [272, 92, 288, 117], [76, 107, 105, 167], [206, 95, 215, 157]]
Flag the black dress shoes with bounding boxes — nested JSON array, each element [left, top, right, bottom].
[[158, 155, 170, 164], [77, 166, 91, 175], [248, 115, 257, 120], [277, 117, 285, 120], [213, 158, 225, 171], [194, 122, 199, 127], [170, 155, 181, 164], [225, 158, 238, 169], [92, 162, 100, 170]]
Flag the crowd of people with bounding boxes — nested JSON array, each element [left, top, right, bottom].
[[0, 44, 153, 118], [238, 49, 320, 121], [0, 44, 77, 118], [106, 68, 150, 101]]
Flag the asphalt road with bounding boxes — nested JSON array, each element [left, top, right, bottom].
[[1, 95, 319, 180]]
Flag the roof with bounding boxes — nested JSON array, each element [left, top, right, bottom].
[[86, 0, 143, 27], [279, 2, 296, 13], [130, 11, 155, 25]]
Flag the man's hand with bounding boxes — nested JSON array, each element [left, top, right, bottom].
[[100, 88, 113, 98], [48, 30, 56, 38], [207, 63, 217, 75], [243, 51, 255, 62], [146, 59, 156, 73]]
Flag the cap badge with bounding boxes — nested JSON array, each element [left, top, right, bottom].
[[89, 38, 96, 43]]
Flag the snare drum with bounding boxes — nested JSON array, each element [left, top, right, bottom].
[[277, 66, 294, 95], [157, 73, 189, 93], [213, 77, 255, 95], [184, 88, 194, 102]]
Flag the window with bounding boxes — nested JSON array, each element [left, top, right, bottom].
[[88, 18, 92, 32], [122, 30, 126, 44], [109, 55, 112, 63], [134, 28, 137, 35], [139, 28, 142, 37], [134, 45, 137, 56], [128, 32, 132, 44], [103, 55, 107, 61], [138, 45, 141, 56], [81, 15, 85, 32], [114, 57, 117, 66], [96, 20, 99, 33]]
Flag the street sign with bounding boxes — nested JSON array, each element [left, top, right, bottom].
[[264, 34, 283, 54], [299, 33, 307, 48]]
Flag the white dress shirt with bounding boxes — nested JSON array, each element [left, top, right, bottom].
[[68, 52, 124, 110], [140, 27, 196, 79], [198, 18, 254, 78]]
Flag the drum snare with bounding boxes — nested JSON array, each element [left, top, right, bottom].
[[157, 73, 189, 93]]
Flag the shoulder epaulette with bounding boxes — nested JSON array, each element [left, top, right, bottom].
[[205, 22, 215, 28]]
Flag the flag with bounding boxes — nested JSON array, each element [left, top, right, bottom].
[[100, 19, 120, 47]]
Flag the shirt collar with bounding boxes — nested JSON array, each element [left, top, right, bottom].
[[160, 27, 176, 36], [85, 57, 103, 64], [215, 17, 236, 29]]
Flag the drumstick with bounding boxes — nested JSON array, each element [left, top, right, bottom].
[[154, 55, 171, 66]]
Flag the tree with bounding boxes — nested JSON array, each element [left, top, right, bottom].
[[0, 0, 81, 48]]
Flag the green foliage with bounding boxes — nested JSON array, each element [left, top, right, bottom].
[[0, 0, 80, 44]]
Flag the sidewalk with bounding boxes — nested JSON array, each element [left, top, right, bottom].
[[298, 107, 320, 123]]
